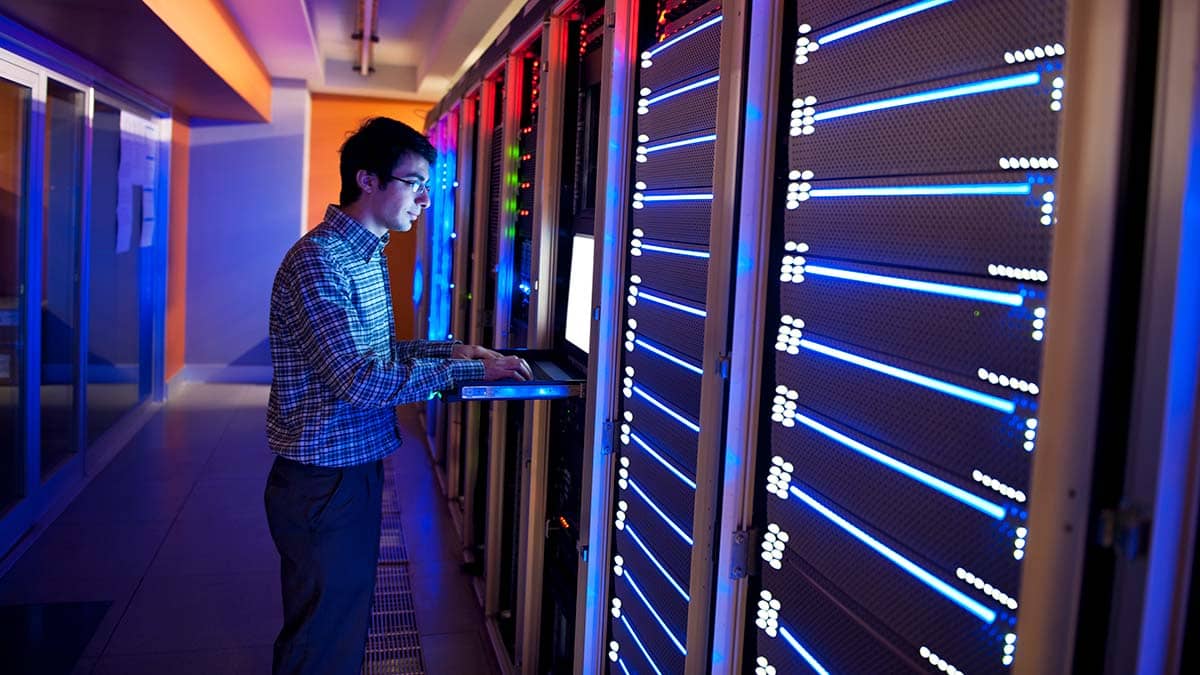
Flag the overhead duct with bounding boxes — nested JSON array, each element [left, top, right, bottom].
[[352, 0, 380, 76]]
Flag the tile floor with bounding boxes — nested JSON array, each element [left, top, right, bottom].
[[0, 383, 500, 675]]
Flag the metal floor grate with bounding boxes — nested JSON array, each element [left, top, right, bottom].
[[363, 565, 424, 674], [379, 461, 409, 564], [363, 457, 423, 674]]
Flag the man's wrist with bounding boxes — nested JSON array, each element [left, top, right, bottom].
[[448, 358, 486, 384], [425, 340, 458, 359]]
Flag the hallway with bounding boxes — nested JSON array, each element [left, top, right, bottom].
[[0, 383, 499, 675]]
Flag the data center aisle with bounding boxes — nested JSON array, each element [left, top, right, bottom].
[[0, 383, 498, 675]]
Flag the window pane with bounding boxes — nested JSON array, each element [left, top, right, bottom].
[[86, 101, 148, 443], [41, 79, 86, 476], [0, 76, 30, 511]]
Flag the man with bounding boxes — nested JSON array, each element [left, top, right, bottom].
[[264, 117, 531, 675]]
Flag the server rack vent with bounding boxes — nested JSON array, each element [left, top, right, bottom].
[[605, 2, 722, 673]]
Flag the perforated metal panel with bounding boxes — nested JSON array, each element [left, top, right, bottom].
[[604, 3, 723, 674], [751, 1, 1066, 673]]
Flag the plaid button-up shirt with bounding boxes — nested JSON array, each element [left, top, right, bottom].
[[267, 205, 484, 467]]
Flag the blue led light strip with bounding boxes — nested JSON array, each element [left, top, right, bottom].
[[644, 133, 718, 154], [618, 658, 633, 675], [778, 625, 832, 675], [645, 75, 721, 105], [646, 15, 723, 57], [812, 72, 1041, 122], [639, 243, 711, 259], [625, 523, 690, 601], [805, 264, 1024, 306], [629, 431, 697, 490], [628, 478, 695, 545], [619, 614, 666, 675], [636, 291, 707, 318], [809, 183, 1032, 198], [799, 339, 1017, 413], [634, 338, 704, 375], [623, 568, 688, 655], [818, 0, 954, 45], [641, 192, 715, 202], [789, 484, 997, 623], [631, 384, 701, 432], [793, 412, 1006, 519]]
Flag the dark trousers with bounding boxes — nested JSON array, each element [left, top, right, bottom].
[[264, 456, 384, 675]]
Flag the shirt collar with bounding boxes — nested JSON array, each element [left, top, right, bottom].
[[324, 204, 389, 261]]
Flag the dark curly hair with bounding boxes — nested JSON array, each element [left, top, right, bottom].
[[338, 117, 436, 206]]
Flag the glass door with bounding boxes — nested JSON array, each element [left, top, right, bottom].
[[86, 101, 156, 444], [0, 46, 168, 562], [0, 59, 36, 533], [40, 78, 87, 477]]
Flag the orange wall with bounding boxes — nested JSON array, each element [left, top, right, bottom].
[[166, 117, 189, 380], [141, 0, 271, 121], [308, 94, 432, 340]]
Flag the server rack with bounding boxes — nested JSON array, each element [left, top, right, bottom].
[[415, 0, 1199, 672], [481, 37, 545, 668], [516, 5, 607, 673], [462, 73, 505, 574], [579, 0, 745, 672], [445, 97, 478, 509], [709, 0, 1139, 673], [755, 1, 1068, 672], [424, 111, 459, 481]]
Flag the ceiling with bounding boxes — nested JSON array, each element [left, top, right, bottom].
[[224, 0, 527, 102]]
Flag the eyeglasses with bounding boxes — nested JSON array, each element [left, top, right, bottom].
[[390, 176, 432, 196]]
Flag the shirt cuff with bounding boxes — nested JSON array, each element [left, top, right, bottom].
[[423, 340, 460, 359], [448, 358, 486, 385]]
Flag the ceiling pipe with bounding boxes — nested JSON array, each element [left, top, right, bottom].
[[352, 0, 380, 76]]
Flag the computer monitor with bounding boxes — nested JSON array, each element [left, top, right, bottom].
[[564, 234, 594, 354]]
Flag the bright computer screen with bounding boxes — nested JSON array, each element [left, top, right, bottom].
[[565, 234, 594, 353]]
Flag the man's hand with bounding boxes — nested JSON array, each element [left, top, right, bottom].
[[451, 343, 503, 360], [481, 355, 534, 381]]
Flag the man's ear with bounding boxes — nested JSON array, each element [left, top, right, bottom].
[[356, 169, 377, 195]]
